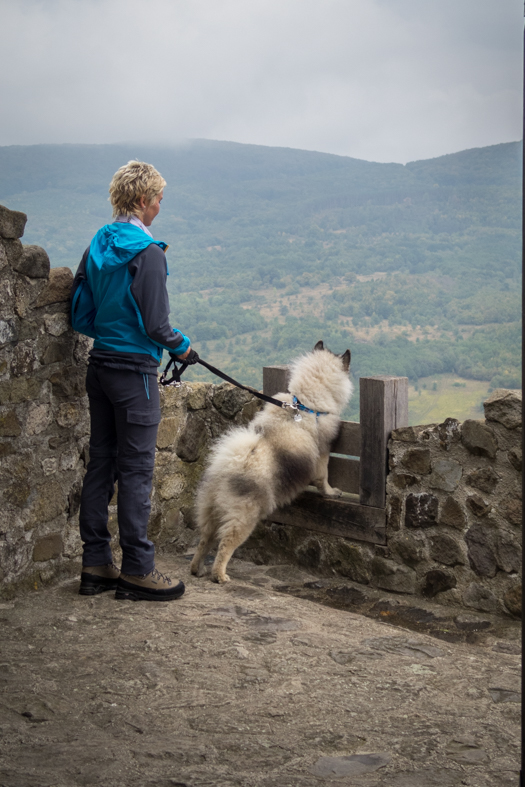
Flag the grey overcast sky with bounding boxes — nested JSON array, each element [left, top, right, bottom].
[[1, 0, 522, 163]]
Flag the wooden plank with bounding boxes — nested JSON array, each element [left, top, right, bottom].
[[269, 490, 386, 545], [328, 456, 359, 494], [359, 375, 408, 509], [330, 420, 361, 456], [263, 365, 290, 396]]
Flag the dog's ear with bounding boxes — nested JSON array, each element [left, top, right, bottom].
[[314, 340, 324, 351], [341, 349, 351, 371]]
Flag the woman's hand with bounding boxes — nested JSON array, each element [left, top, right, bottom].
[[172, 348, 199, 364]]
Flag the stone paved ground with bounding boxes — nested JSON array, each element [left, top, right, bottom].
[[0, 554, 521, 787]]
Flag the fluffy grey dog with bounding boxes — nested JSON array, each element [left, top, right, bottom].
[[190, 341, 353, 583]]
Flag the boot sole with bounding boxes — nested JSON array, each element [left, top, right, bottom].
[[79, 582, 118, 596], [115, 585, 185, 602]]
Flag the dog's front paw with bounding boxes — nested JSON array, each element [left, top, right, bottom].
[[211, 571, 231, 584], [324, 486, 343, 498]]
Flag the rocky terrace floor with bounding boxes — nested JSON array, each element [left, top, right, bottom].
[[0, 553, 521, 787]]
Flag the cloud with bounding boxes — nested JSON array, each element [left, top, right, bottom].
[[0, 0, 522, 162]]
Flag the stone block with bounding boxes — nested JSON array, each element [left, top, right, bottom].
[[437, 418, 461, 450], [465, 524, 497, 578], [387, 496, 402, 530], [0, 205, 27, 239], [461, 419, 497, 459], [439, 496, 467, 530], [335, 541, 371, 584], [496, 534, 521, 574], [484, 389, 522, 430], [391, 472, 418, 489], [503, 498, 522, 527], [400, 448, 431, 474], [0, 377, 41, 404], [157, 473, 185, 500], [176, 413, 207, 462], [25, 403, 52, 435], [186, 383, 208, 410], [42, 458, 57, 476], [389, 531, 426, 567], [56, 403, 82, 428], [49, 366, 86, 398], [34, 267, 73, 307], [42, 339, 71, 366], [44, 313, 69, 337], [466, 493, 490, 518], [29, 481, 67, 525], [503, 584, 521, 618], [404, 493, 438, 529], [11, 245, 50, 278], [429, 533, 465, 566], [156, 416, 181, 450], [463, 582, 501, 614], [466, 466, 500, 493], [370, 557, 416, 594], [0, 409, 21, 437], [297, 537, 322, 569], [3, 481, 31, 507], [422, 569, 457, 597], [213, 383, 251, 419], [33, 533, 63, 562], [0, 319, 18, 347], [429, 459, 462, 491], [390, 425, 421, 443], [10, 344, 35, 377], [0, 440, 15, 459]]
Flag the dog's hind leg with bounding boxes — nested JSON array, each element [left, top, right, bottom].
[[190, 531, 217, 577], [211, 516, 256, 584], [190, 495, 218, 577]]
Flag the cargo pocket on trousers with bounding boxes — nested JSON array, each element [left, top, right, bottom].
[[127, 409, 162, 426]]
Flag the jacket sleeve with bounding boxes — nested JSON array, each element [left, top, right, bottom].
[[128, 244, 190, 355], [70, 249, 97, 338]]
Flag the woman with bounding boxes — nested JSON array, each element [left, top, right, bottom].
[[71, 160, 195, 601]]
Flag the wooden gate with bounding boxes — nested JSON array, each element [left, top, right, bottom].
[[262, 367, 409, 545]]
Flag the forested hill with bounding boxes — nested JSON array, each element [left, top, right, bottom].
[[0, 140, 521, 283], [0, 139, 521, 414]]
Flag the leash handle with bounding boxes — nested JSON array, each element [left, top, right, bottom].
[[159, 357, 188, 387]]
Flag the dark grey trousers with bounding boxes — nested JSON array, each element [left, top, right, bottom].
[[79, 364, 161, 575]]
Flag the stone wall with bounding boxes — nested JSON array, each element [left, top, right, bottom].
[[0, 204, 89, 594], [384, 395, 522, 617]]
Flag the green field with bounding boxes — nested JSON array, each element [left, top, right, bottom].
[[408, 374, 491, 426]]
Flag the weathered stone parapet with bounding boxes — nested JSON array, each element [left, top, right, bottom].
[[0, 205, 91, 595], [383, 389, 522, 616]]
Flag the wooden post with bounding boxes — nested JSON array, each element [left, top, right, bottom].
[[359, 376, 408, 508], [263, 365, 290, 396]]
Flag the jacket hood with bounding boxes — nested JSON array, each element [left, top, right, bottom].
[[89, 223, 167, 272]]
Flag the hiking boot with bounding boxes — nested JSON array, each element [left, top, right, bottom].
[[115, 567, 185, 602], [79, 563, 120, 596]]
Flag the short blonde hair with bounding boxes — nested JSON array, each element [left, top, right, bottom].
[[108, 160, 166, 218]]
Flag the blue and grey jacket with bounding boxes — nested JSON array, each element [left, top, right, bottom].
[[70, 222, 190, 370]]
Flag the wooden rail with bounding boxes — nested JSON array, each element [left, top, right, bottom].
[[262, 367, 408, 544]]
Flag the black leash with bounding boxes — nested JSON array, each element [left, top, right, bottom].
[[159, 355, 327, 418]]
